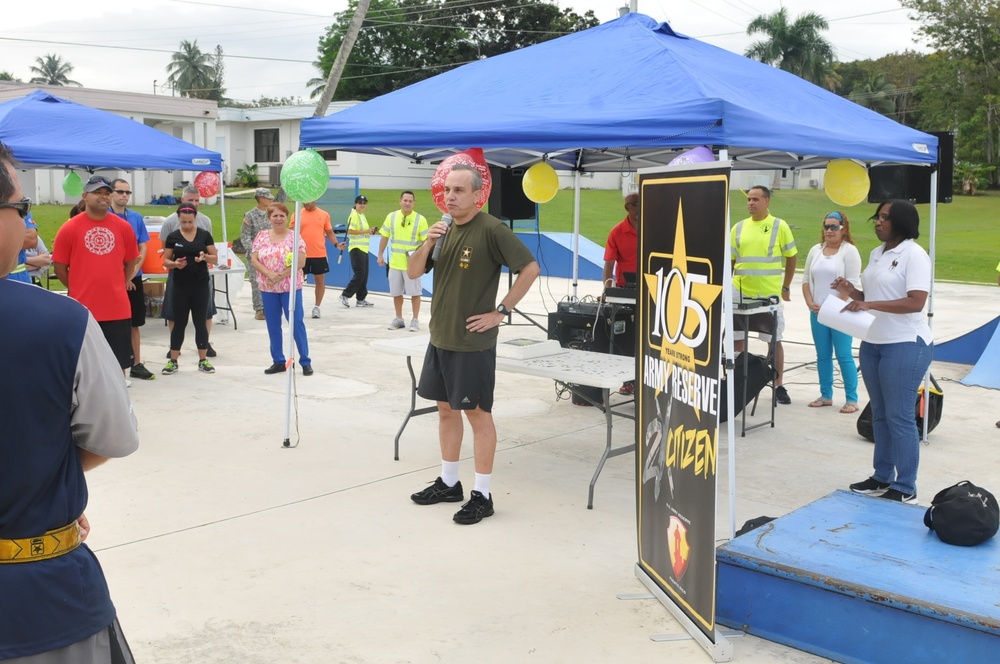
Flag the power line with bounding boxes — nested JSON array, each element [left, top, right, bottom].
[[0, 36, 314, 64]]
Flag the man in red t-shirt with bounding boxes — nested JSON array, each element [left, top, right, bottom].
[[290, 201, 345, 319], [53, 175, 140, 374], [602, 192, 640, 288]]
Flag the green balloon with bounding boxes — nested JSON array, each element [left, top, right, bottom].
[[63, 171, 84, 197], [280, 149, 329, 202]]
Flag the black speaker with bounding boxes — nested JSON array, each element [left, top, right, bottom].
[[488, 167, 536, 220], [867, 131, 954, 204], [547, 307, 635, 358]]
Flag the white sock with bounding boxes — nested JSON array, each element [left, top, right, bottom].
[[441, 460, 460, 487], [474, 473, 492, 499]]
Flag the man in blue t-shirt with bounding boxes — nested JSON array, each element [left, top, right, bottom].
[[3, 212, 36, 283], [110, 178, 154, 381], [0, 142, 140, 662]]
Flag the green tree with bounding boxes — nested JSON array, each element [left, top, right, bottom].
[[744, 8, 837, 88], [848, 73, 897, 115], [165, 40, 218, 99], [900, 0, 1000, 186], [208, 45, 227, 103], [312, 0, 598, 102], [0, 71, 21, 82], [28, 54, 81, 86]]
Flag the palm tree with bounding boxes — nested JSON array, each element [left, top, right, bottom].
[[307, 61, 328, 100], [28, 54, 81, 86], [0, 71, 20, 82], [745, 9, 836, 87], [849, 73, 897, 115], [165, 40, 216, 98]]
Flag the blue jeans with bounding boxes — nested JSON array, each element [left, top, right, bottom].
[[809, 312, 858, 402], [859, 338, 933, 495], [261, 290, 311, 366]]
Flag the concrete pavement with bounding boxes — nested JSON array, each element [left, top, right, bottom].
[[85, 275, 998, 663]]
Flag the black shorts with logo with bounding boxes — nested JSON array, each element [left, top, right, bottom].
[[302, 257, 330, 275], [417, 344, 496, 412]]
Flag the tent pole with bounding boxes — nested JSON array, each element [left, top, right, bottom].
[[572, 170, 581, 300], [283, 200, 303, 448], [922, 171, 938, 444], [218, 164, 228, 247]]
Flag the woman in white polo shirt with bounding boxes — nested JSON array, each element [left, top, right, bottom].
[[833, 199, 933, 504]]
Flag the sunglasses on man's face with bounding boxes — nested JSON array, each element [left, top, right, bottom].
[[0, 197, 31, 219]]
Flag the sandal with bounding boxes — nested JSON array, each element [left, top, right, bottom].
[[840, 402, 859, 414], [808, 397, 833, 408]]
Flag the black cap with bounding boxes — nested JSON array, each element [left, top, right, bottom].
[[924, 481, 1000, 546], [355, 195, 368, 204]]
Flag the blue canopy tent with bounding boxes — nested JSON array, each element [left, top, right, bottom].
[[299, 11, 941, 302], [0, 90, 221, 171], [299, 13, 937, 172], [0, 90, 229, 243]]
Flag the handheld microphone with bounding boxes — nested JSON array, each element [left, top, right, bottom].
[[431, 214, 453, 261]]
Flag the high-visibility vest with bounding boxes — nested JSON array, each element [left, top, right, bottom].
[[385, 211, 426, 269], [731, 216, 795, 297], [346, 209, 369, 252]]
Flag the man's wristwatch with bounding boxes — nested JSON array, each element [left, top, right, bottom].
[[496, 303, 510, 316], [781, 286, 790, 292]]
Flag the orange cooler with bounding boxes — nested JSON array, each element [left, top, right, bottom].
[[142, 217, 168, 275]]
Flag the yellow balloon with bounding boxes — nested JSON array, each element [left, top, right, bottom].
[[522, 162, 559, 204], [825, 159, 870, 207]]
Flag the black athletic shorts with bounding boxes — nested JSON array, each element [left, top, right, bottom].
[[128, 275, 145, 326], [98, 318, 135, 370], [417, 343, 496, 412], [302, 257, 330, 275]]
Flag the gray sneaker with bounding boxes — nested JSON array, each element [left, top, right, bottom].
[[311, 306, 321, 319], [388, 317, 405, 330], [356, 299, 374, 308], [409, 318, 420, 332], [339, 296, 350, 308]]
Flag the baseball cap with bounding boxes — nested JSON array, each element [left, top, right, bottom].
[[924, 481, 1000, 546], [83, 175, 114, 194], [254, 188, 275, 200], [355, 195, 368, 204]]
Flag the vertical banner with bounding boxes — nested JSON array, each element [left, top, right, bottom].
[[636, 166, 729, 640]]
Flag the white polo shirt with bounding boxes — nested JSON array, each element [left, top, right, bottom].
[[861, 239, 932, 344]]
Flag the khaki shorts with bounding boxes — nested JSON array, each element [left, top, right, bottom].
[[387, 268, 422, 297]]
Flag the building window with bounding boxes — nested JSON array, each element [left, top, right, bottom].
[[254, 128, 279, 162], [318, 149, 337, 161]]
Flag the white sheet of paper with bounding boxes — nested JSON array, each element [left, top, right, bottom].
[[817, 293, 875, 340]]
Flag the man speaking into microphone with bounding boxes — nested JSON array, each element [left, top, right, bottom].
[[407, 164, 540, 525]]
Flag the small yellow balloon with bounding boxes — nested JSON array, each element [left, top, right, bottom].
[[825, 159, 870, 207], [522, 162, 559, 204]]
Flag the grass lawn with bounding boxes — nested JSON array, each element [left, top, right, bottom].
[[28, 188, 1000, 284]]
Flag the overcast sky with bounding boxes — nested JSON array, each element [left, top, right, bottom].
[[1, 0, 927, 105]]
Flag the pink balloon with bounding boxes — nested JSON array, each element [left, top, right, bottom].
[[668, 146, 715, 166], [430, 148, 493, 213], [194, 171, 220, 198]]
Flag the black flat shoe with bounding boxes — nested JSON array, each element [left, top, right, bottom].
[[264, 363, 286, 374], [302, 365, 314, 376]]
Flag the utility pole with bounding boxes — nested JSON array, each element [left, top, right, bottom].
[[313, 0, 372, 117]]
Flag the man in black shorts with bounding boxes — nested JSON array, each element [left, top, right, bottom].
[[52, 175, 141, 380], [407, 164, 540, 524], [292, 200, 344, 319]]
